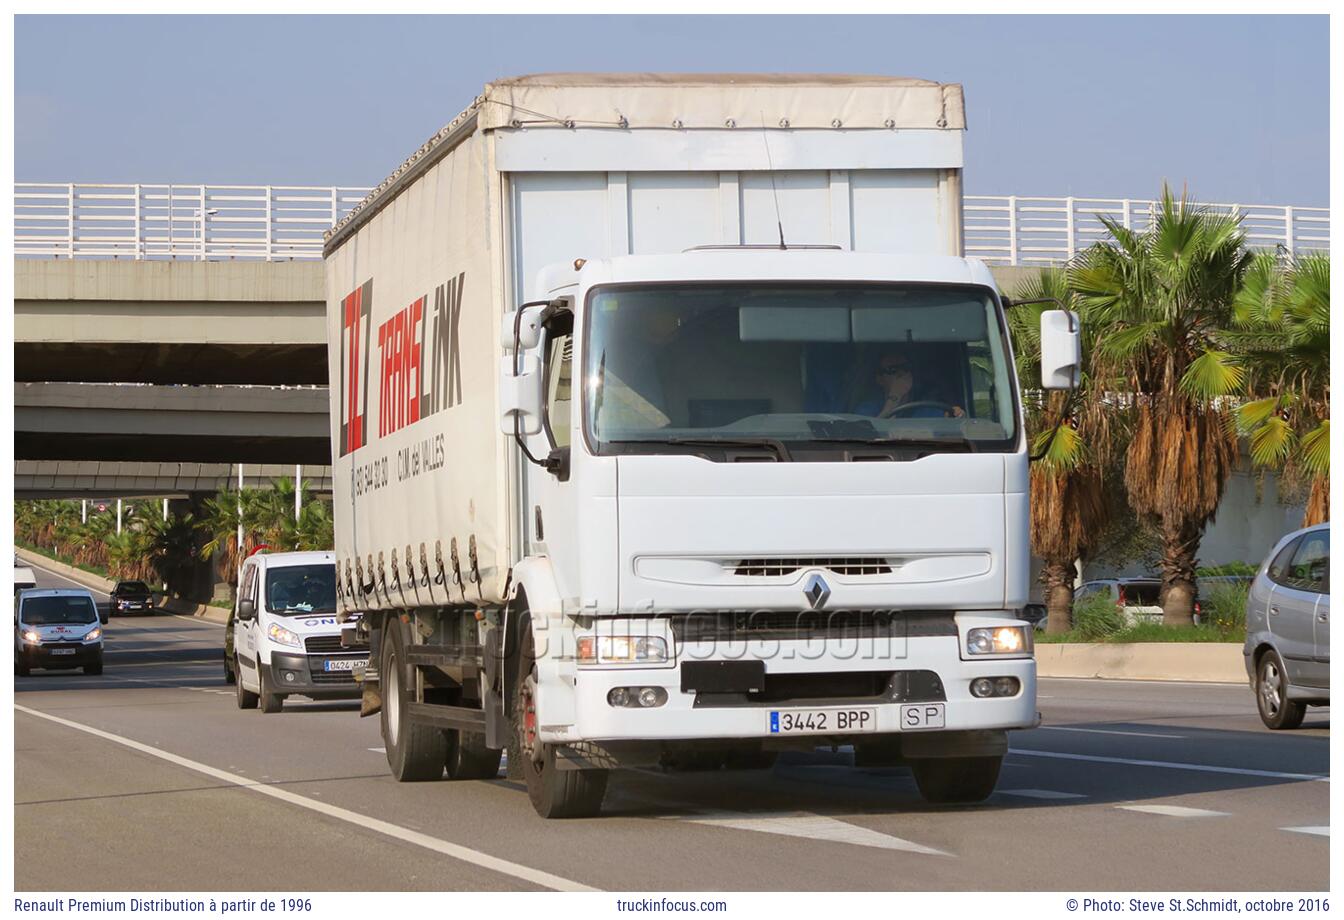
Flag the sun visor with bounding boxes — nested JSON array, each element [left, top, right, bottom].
[[852, 301, 986, 343]]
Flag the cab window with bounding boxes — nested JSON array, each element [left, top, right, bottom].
[[544, 333, 574, 450]]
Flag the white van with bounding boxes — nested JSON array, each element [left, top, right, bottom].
[[231, 550, 367, 713]]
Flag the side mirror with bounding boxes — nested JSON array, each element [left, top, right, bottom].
[[238, 598, 257, 621], [500, 305, 545, 351], [499, 353, 544, 435], [1040, 310, 1081, 389]]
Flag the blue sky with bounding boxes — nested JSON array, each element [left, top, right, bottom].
[[14, 14, 1329, 206]]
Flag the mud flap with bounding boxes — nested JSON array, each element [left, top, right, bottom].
[[481, 623, 510, 749]]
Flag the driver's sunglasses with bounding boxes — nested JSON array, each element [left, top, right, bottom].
[[878, 364, 911, 377]]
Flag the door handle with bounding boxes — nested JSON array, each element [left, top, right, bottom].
[[1269, 605, 1280, 616], [1319, 613, 1329, 622]]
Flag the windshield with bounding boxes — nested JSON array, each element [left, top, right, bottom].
[[583, 283, 1018, 455], [116, 582, 149, 594], [265, 564, 337, 614], [22, 596, 98, 625]]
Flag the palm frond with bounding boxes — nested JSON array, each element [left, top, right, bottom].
[[1179, 349, 1244, 399]]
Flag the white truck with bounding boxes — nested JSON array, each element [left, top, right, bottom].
[[324, 73, 1080, 817]]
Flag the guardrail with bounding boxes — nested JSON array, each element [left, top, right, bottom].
[[14, 183, 372, 262], [963, 195, 1329, 266], [14, 183, 1329, 264]]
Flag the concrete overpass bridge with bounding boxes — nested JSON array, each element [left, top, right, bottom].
[[15, 461, 333, 501]]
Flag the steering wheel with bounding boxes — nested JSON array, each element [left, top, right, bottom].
[[880, 400, 960, 419]]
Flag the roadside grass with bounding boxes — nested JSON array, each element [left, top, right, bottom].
[[1037, 580, 1249, 644], [16, 541, 114, 582], [1037, 622, 1243, 644]]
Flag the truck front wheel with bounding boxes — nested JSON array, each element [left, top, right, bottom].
[[513, 626, 607, 818], [381, 619, 446, 781], [911, 755, 1002, 804]]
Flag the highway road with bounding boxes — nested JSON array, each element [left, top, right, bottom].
[[14, 561, 1330, 892]]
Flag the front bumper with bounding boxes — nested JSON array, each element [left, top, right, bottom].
[[19, 643, 103, 669], [268, 651, 366, 699], [546, 633, 1037, 743]]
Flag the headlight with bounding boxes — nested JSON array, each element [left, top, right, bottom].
[[85, 627, 102, 642], [966, 626, 1032, 656], [267, 623, 302, 648], [22, 630, 40, 644], [576, 635, 669, 665]]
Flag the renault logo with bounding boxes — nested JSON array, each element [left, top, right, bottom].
[[803, 573, 831, 610]]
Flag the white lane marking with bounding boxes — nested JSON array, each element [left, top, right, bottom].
[[368, 747, 386, 754], [1118, 804, 1230, 818], [1282, 826, 1329, 837], [673, 811, 950, 856], [1013, 748, 1329, 783], [168, 614, 226, 628], [14, 704, 596, 892], [1038, 726, 1186, 739], [998, 789, 1086, 800]]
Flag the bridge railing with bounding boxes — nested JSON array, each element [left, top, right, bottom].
[[963, 195, 1330, 266], [13, 183, 372, 261], [14, 183, 1329, 264]]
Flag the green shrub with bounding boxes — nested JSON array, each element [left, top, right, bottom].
[[1202, 581, 1250, 634], [1072, 590, 1126, 640], [1197, 561, 1257, 577]]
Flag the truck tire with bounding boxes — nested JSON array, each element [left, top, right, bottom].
[[1256, 649, 1306, 730], [224, 650, 236, 685], [513, 626, 607, 818], [444, 730, 503, 780], [84, 656, 104, 676], [235, 656, 258, 709], [258, 659, 285, 713], [16, 658, 30, 677], [911, 755, 1002, 804], [381, 619, 446, 781]]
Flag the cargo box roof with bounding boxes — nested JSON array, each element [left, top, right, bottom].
[[326, 72, 964, 253]]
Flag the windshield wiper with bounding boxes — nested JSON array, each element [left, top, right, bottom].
[[609, 437, 792, 460], [807, 436, 978, 453]]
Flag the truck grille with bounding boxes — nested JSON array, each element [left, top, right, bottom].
[[668, 610, 956, 643], [732, 557, 893, 577]]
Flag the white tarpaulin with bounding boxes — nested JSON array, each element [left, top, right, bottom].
[[479, 72, 965, 132]]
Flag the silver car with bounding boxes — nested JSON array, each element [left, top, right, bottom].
[[1244, 524, 1330, 729]]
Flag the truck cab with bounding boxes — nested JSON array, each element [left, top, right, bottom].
[[231, 550, 367, 713], [495, 248, 1071, 813]]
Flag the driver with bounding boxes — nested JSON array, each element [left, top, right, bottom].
[[856, 349, 964, 419]]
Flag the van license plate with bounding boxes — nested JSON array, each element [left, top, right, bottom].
[[768, 708, 877, 735], [323, 658, 367, 672], [50, 648, 76, 655], [900, 703, 946, 731]]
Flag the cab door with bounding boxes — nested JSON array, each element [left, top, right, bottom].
[[236, 563, 259, 673]]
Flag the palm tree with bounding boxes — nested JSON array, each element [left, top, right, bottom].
[[1229, 250, 1329, 526], [1069, 186, 1250, 625], [197, 487, 266, 596], [1007, 268, 1111, 633]]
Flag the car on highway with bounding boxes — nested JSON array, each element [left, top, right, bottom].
[[15, 588, 104, 676], [111, 580, 155, 615], [229, 550, 367, 713], [14, 565, 37, 596], [1245, 523, 1329, 729]]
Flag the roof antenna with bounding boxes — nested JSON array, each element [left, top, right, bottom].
[[760, 112, 786, 250]]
